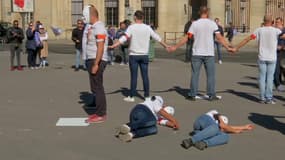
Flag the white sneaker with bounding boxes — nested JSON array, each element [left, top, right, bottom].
[[123, 96, 135, 102], [218, 60, 222, 64], [115, 124, 131, 136], [120, 63, 124, 66], [144, 97, 151, 101], [118, 132, 133, 142]]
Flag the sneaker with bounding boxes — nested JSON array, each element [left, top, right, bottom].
[[186, 96, 196, 101], [181, 138, 193, 149], [10, 66, 15, 71], [208, 96, 221, 101], [85, 114, 106, 123], [74, 68, 79, 72], [17, 66, 23, 71], [144, 97, 151, 101], [265, 99, 276, 104], [118, 132, 133, 142], [30, 67, 34, 70], [194, 141, 207, 150], [124, 96, 135, 102], [218, 60, 222, 64], [259, 99, 266, 104], [115, 124, 131, 136], [120, 63, 124, 66]]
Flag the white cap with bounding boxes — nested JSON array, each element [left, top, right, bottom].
[[220, 115, 229, 124], [151, 96, 163, 107], [164, 106, 175, 116]]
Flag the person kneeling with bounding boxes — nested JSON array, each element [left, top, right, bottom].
[[115, 96, 179, 142]]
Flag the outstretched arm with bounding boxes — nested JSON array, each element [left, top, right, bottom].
[[216, 33, 232, 51], [219, 116, 254, 134], [236, 35, 254, 51]]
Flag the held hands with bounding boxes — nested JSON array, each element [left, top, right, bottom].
[[166, 46, 177, 53]]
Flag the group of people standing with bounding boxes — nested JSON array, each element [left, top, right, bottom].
[[7, 20, 49, 71]]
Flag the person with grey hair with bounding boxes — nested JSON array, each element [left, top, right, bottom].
[[181, 110, 254, 150], [233, 15, 285, 104], [115, 96, 179, 142]]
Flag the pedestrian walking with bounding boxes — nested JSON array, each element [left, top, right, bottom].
[[72, 19, 86, 71]]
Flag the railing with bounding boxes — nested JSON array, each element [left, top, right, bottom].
[[164, 32, 184, 44]]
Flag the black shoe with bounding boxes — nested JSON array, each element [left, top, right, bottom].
[[194, 141, 207, 150], [181, 138, 193, 149], [74, 68, 79, 71], [208, 96, 220, 101], [186, 96, 196, 101]]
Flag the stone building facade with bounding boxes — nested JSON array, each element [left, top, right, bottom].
[[0, 0, 284, 41]]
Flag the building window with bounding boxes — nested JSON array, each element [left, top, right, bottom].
[[71, 0, 83, 26], [142, 0, 158, 26], [266, 0, 285, 22], [105, 0, 119, 27], [225, 0, 250, 33]]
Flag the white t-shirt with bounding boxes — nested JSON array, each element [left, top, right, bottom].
[[119, 23, 162, 56], [82, 21, 108, 61], [252, 26, 281, 61], [206, 110, 219, 124], [188, 18, 219, 56], [140, 99, 163, 120]]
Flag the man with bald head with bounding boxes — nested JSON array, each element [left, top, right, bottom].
[[82, 4, 109, 123], [169, 6, 233, 101], [234, 15, 285, 104]]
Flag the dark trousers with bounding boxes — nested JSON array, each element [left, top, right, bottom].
[[128, 104, 157, 138], [86, 59, 107, 116], [27, 49, 37, 67], [274, 51, 284, 87], [129, 55, 150, 98], [10, 44, 22, 67]]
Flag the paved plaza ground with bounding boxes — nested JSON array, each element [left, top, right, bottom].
[[0, 40, 284, 160]]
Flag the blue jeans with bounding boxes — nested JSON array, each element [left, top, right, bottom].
[[258, 60, 276, 100], [214, 41, 222, 61], [75, 49, 86, 69], [188, 56, 216, 97], [191, 115, 229, 147], [128, 104, 157, 138], [129, 55, 150, 98]]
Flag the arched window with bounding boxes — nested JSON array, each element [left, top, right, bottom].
[[105, 0, 119, 27], [142, 0, 158, 26]]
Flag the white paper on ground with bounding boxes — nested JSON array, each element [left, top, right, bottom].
[[56, 118, 89, 126]]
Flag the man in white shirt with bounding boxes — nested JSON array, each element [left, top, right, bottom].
[[82, 4, 109, 123], [110, 10, 169, 102], [235, 15, 285, 104], [169, 6, 233, 101]]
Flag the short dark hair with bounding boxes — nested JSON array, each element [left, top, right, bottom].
[[134, 10, 144, 20], [199, 6, 209, 15]]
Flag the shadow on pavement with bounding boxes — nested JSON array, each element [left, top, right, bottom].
[[238, 82, 259, 89], [248, 113, 285, 135], [226, 89, 260, 103], [79, 91, 96, 115], [241, 64, 258, 68], [107, 87, 145, 100]]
